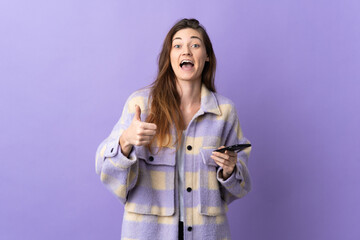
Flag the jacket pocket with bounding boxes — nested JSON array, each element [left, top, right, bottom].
[[125, 146, 176, 216], [198, 148, 228, 216]]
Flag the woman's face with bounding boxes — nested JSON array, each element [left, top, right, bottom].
[[170, 28, 209, 83]]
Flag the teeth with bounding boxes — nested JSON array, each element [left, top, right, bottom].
[[181, 60, 193, 64], [180, 60, 194, 68]]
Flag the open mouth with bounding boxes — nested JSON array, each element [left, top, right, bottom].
[[180, 60, 194, 69]]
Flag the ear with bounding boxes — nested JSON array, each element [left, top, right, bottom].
[[206, 55, 209, 62]]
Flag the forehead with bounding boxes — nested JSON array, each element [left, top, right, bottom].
[[172, 28, 203, 41]]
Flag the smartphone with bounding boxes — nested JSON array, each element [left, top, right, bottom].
[[213, 143, 251, 153]]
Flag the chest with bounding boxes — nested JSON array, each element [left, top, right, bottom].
[[181, 105, 200, 129]]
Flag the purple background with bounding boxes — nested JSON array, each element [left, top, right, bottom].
[[1, 0, 359, 239]]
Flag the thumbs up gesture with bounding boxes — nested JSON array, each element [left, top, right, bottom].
[[119, 104, 157, 156]]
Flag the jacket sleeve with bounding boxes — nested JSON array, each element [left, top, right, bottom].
[[216, 104, 252, 205], [95, 94, 140, 204]]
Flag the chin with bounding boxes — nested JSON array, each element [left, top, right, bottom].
[[175, 73, 201, 82]]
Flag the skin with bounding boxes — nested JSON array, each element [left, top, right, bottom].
[[211, 147, 237, 180], [119, 28, 237, 180], [170, 28, 207, 128], [119, 105, 157, 157], [170, 28, 209, 84]]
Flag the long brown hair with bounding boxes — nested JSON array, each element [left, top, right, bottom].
[[146, 18, 217, 152]]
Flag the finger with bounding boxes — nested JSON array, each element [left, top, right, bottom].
[[212, 153, 237, 166], [225, 150, 237, 157], [134, 105, 141, 121], [137, 135, 154, 142], [225, 155, 238, 165], [139, 139, 153, 145], [213, 151, 237, 164], [138, 129, 157, 136], [133, 139, 153, 146], [213, 152, 237, 165], [212, 151, 230, 160], [210, 156, 224, 168], [211, 155, 232, 167], [140, 122, 157, 130], [213, 145, 226, 153]]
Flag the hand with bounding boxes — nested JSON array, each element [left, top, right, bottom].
[[119, 104, 157, 156], [211, 146, 237, 180]]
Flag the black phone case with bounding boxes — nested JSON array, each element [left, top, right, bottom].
[[214, 143, 251, 153]]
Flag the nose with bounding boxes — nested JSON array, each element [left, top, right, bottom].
[[182, 45, 192, 56]]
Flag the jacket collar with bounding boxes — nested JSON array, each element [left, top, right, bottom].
[[200, 83, 221, 116]]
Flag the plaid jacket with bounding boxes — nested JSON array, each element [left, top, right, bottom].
[[95, 84, 252, 240]]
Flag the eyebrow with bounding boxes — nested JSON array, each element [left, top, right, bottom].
[[172, 36, 203, 42]]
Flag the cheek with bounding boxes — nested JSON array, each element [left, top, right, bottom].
[[197, 52, 208, 66], [169, 53, 177, 68], [197, 56, 207, 69]]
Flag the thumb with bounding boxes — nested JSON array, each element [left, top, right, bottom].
[[134, 104, 141, 121]]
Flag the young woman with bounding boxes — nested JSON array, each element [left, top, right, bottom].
[[95, 18, 252, 240]]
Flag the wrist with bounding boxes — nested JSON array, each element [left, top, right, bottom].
[[222, 168, 234, 180], [222, 171, 230, 180], [119, 132, 133, 156]]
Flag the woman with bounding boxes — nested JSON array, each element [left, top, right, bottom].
[[95, 18, 252, 240]]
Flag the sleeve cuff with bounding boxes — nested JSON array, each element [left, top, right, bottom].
[[217, 163, 243, 187], [234, 162, 244, 181], [103, 139, 137, 169]]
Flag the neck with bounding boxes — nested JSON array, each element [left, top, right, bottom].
[[176, 79, 201, 109]]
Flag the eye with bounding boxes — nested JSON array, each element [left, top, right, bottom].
[[174, 44, 181, 48], [192, 44, 200, 48]]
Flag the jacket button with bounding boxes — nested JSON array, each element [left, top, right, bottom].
[[149, 156, 154, 161], [187, 226, 192, 232], [110, 148, 114, 153], [187, 187, 192, 192], [187, 145, 192, 151]]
